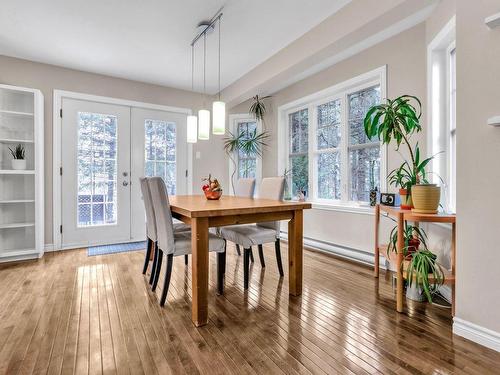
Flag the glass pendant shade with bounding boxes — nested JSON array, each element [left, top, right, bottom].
[[212, 101, 226, 135], [198, 109, 210, 140], [187, 115, 198, 143]]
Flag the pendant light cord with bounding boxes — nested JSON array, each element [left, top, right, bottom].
[[191, 44, 194, 92], [218, 16, 221, 101], [203, 33, 206, 103]]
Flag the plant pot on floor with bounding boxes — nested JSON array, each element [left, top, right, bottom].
[[11, 159, 26, 170], [412, 184, 440, 214], [406, 282, 426, 302], [399, 188, 413, 210]]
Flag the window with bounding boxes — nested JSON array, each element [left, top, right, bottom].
[[448, 46, 456, 212], [237, 121, 258, 178], [281, 67, 385, 207], [347, 87, 381, 202], [289, 109, 309, 197], [144, 119, 176, 195], [228, 115, 263, 194], [77, 112, 118, 226]]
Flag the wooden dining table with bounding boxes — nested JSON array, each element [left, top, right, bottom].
[[169, 195, 312, 327]]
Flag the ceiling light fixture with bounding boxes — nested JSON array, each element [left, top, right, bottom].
[[198, 32, 210, 140], [189, 9, 224, 142], [212, 16, 225, 135]]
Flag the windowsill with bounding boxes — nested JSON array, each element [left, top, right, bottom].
[[285, 199, 375, 215]]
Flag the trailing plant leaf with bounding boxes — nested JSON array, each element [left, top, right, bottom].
[[406, 249, 444, 303], [387, 223, 428, 257], [249, 95, 271, 121]]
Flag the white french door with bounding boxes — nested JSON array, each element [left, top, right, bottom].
[[60, 99, 188, 248], [130, 108, 187, 241], [61, 99, 131, 247]]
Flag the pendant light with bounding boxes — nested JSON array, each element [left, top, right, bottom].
[[187, 44, 198, 143], [212, 16, 225, 135], [198, 33, 210, 140]]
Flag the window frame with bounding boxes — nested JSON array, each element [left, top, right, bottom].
[[446, 41, 456, 213], [278, 66, 387, 210], [228, 114, 263, 194]]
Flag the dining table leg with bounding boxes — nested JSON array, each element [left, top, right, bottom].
[[191, 217, 209, 327], [288, 209, 303, 296]]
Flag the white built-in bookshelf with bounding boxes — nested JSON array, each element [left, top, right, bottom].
[[0, 84, 44, 262]]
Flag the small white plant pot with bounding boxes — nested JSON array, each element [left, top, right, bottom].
[[11, 159, 27, 170]]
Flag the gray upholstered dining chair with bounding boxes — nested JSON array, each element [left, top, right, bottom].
[[140, 177, 190, 284], [148, 177, 226, 306], [232, 178, 256, 258], [219, 177, 285, 289]]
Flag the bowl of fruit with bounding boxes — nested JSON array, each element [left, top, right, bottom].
[[202, 174, 223, 200]]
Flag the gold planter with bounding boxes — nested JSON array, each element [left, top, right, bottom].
[[411, 184, 440, 214]]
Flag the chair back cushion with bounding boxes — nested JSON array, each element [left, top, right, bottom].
[[139, 177, 157, 241], [148, 177, 175, 253], [235, 178, 256, 198], [257, 177, 285, 232]]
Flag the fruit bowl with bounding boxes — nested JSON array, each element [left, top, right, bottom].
[[204, 190, 222, 200]]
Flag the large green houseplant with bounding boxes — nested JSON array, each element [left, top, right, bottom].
[[364, 95, 443, 302], [223, 129, 269, 195]]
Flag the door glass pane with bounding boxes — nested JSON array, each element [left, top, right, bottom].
[[77, 112, 118, 227], [144, 119, 176, 195]]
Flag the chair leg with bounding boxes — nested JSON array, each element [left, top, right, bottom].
[[142, 238, 152, 274], [258, 244, 266, 268], [217, 251, 226, 295], [184, 254, 188, 265], [223, 240, 227, 274], [160, 254, 174, 306], [152, 250, 163, 291], [249, 247, 254, 263], [275, 239, 284, 277], [149, 242, 159, 284], [243, 248, 251, 289], [235, 244, 241, 256]]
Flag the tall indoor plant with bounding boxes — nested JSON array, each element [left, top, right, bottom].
[[223, 129, 269, 194], [364, 95, 444, 302]]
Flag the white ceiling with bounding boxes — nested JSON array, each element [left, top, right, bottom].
[[0, 0, 350, 94]]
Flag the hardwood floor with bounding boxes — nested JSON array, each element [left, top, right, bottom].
[[0, 244, 499, 374]]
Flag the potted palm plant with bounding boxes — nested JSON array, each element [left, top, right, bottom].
[[223, 129, 269, 195], [9, 144, 26, 170], [364, 95, 439, 213]]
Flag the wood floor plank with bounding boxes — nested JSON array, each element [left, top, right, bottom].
[[0, 244, 499, 375]]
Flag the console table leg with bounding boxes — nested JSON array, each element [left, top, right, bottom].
[[396, 212, 404, 313]]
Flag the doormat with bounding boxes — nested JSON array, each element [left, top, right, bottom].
[[88, 241, 147, 256]]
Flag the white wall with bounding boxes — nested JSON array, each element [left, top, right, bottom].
[[454, 0, 500, 348]]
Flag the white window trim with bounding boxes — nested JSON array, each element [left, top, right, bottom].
[[227, 114, 263, 195], [427, 16, 456, 213], [277, 66, 387, 212]]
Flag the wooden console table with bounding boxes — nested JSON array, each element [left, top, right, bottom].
[[374, 204, 456, 314]]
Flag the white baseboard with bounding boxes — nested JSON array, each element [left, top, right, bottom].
[[44, 244, 55, 252], [281, 232, 385, 269], [453, 317, 500, 352]]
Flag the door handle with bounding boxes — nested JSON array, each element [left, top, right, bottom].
[[123, 181, 129, 186]]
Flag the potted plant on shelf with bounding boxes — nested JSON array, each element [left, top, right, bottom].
[[9, 144, 26, 170], [364, 95, 439, 213], [223, 129, 269, 195], [364, 95, 444, 302], [387, 222, 428, 258]]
